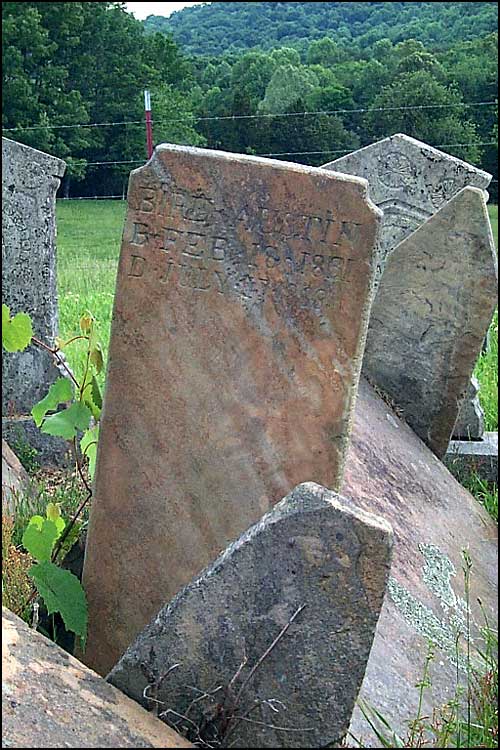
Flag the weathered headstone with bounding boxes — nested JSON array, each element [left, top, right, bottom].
[[2, 137, 70, 466], [363, 187, 498, 458], [81, 144, 381, 676], [322, 134, 494, 442], [343, 378, 498, 744], [107, 483, 393, 749], [322, 133, 491, 265], [2, 607, 192, 748]]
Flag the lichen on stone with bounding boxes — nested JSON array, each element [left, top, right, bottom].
[[387, 544, 481, 673]]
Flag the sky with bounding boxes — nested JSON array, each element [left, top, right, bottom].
[[125, 2, 206, 20]]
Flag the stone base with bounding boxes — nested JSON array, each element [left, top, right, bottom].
[[445, 432, 498, 484], [2, 416, 73, 469]]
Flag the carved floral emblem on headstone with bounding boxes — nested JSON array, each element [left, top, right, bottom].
[[430, 178, 459, 208], [377, 152, 414, 189]]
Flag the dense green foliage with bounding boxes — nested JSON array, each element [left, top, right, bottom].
[[2, 1, 498, 197], [145, 2, 498, 56]]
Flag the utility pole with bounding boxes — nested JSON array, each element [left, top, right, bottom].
[[144, 90, 153, 159]]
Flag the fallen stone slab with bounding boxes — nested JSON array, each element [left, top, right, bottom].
[[343, 378, 498, 745], [363, 187, 498, 458], [81, 144, 381, 676], [107, 483, 393, 749], [445, 432, 498, 485], [2, 607, 192, 749]]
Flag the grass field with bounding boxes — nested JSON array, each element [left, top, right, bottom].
[[56, 199, 499, 429]]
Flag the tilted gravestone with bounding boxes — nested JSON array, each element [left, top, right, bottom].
[[363, 187, 498, 458], [2, 137, 70, 466], [2, 439, 31, 514], [323, 134, 494, 442], [80, 144, 381, 676], [107, 483, 393, 749]]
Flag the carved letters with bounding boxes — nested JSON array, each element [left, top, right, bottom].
[[125, 182, 364, 319]]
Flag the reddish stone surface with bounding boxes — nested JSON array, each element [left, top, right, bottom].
[[344, 379, 498, 743], [80, 146, 380, 676]]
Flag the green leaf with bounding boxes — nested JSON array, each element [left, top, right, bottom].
[[90, 345, 104, 374], [29, 561, 87, 646], [2, 304, 33, 352], [91, 375, 102, 411], [81, 425, 99, 479], [22, 516, 59, 562], [31, 377, 74, 427], [41, 402, 92, 440], [81, 372, 101, 420], [46, 503, 66, 537]]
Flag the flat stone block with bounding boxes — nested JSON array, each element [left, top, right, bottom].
[[445, 432, 498, 484], [107, 483, 393, 749], [2, 607, 192, 748]]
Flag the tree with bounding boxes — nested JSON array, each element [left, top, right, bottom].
[[366, 70, 482, 163], [259, 65, 318, 114], [307, 37, 346, 67]]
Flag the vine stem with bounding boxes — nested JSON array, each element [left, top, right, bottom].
[[31, 336, 80, 388], [51, 437, 92, 563]]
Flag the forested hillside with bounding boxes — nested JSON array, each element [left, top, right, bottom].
[[144, 2, 498, 56], [2, 2, 497, 198]]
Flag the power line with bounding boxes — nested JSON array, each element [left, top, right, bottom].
[[259, 141, 498, 157], [3, 100, 497, 132], [86, 159, 144, 166], [58, 194, 126, 200], [76, 142, 497, 167]]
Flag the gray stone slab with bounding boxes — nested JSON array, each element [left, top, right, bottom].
[[107, 483, 393, 749], [2, 415, 73, 469], [2, 137, 66, 416], [2, 607, 193, 748], [322, 134, 493, 442], [363, 187, 498, 458], [453, 375, 485, 440], [445, 432, 498, 485], [322, 133, 491, 265]]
